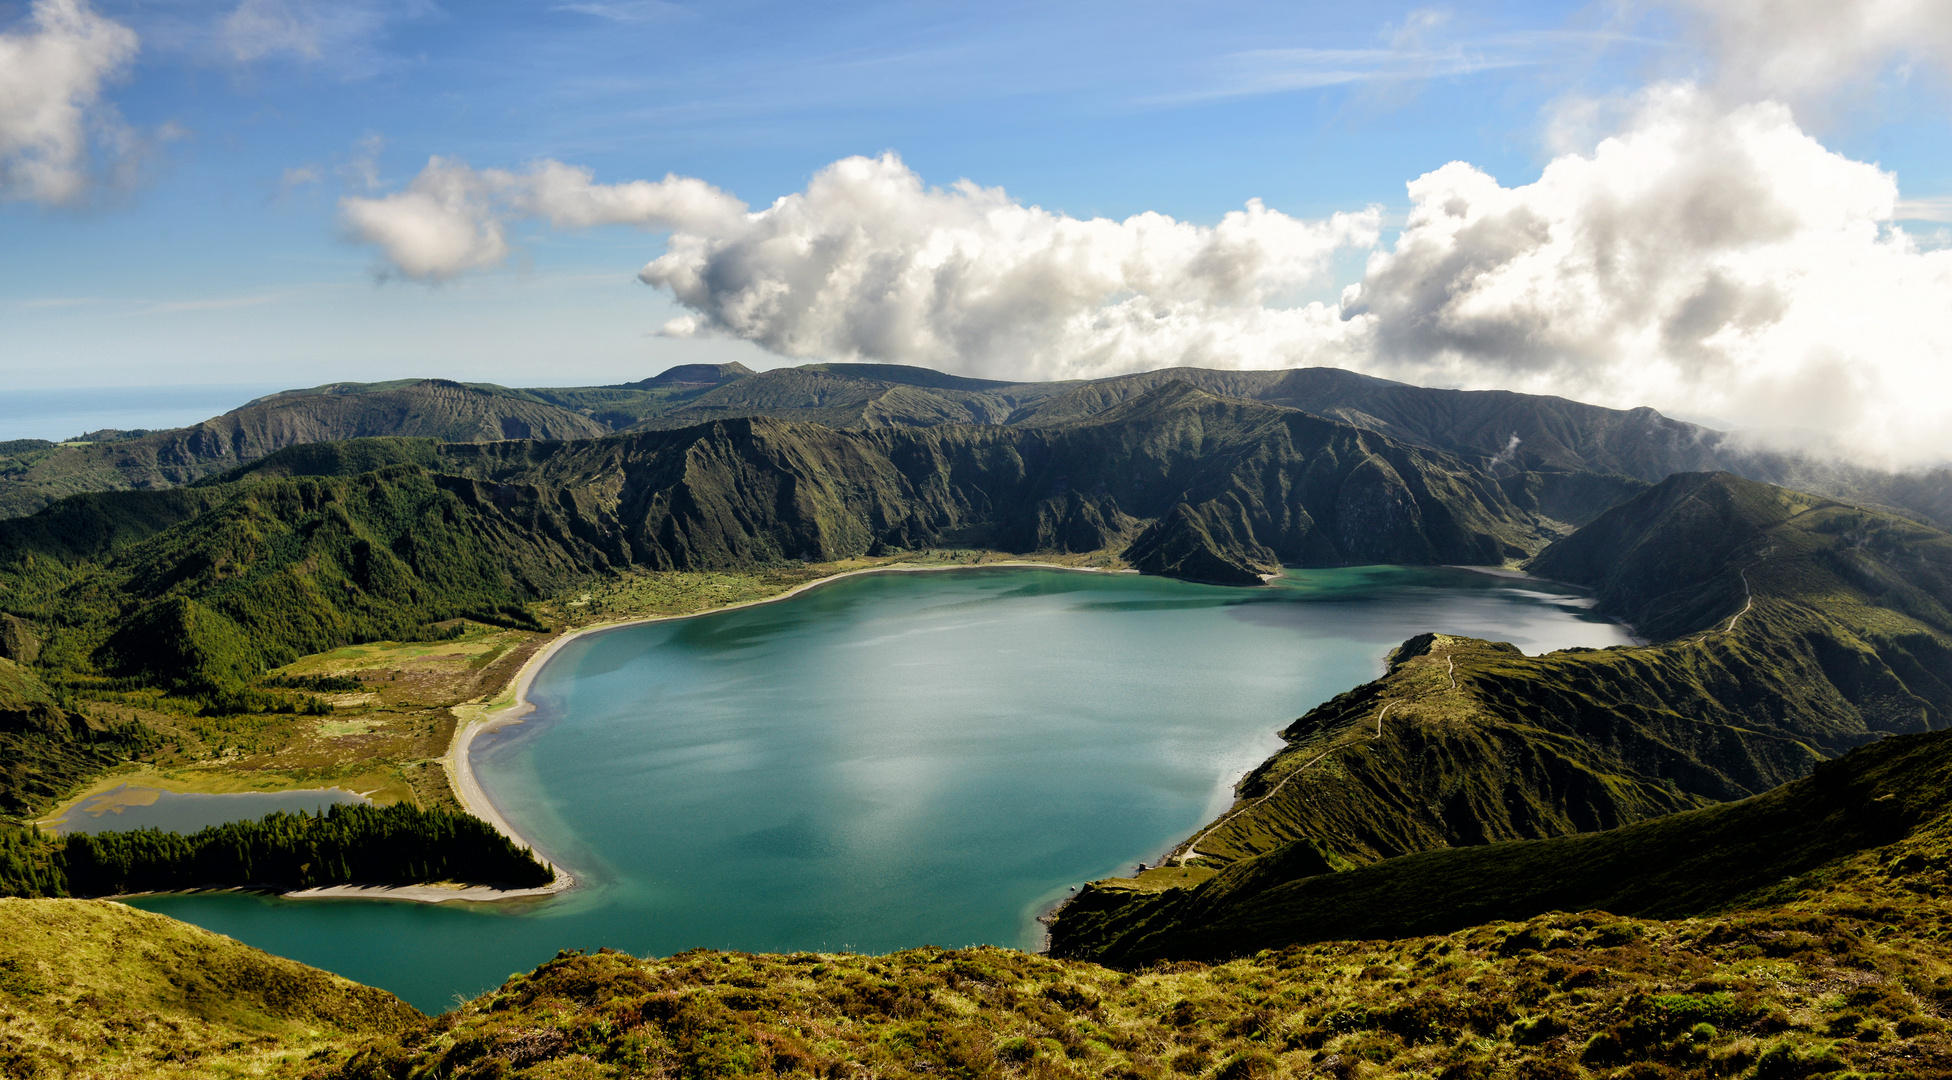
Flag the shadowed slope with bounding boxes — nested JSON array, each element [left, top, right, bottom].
[[1050, 473, 1952, 963], [1049, 723, 1952, 964]]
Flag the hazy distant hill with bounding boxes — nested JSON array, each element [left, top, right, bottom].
[[5, 361, 1947, 531], [0, 380, 608, 518], [617, 362, 1075, 430]]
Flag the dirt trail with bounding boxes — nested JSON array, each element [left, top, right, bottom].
[[1174, 644, 1457, 867], [1724, 569, 1754, 634]]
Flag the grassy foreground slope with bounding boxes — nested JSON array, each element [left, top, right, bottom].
[[19, 742, 1952, 1078], [0, 898, 419, 1079], [324, 861, 1952, 1080]]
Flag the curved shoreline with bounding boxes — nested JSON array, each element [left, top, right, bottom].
[[440, 560, 1124, 902]]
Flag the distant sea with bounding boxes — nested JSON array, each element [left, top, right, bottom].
[[0, 384, 287, 443]]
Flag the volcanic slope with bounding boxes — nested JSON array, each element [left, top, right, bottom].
[[1048, 707, 1952, 966], [0, 385, 1541, 701], [1012, 366, 1952, 530], [10, 360, 1949, 530], [1047, 472, 1952, 962]]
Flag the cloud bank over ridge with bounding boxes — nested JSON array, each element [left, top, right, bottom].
[[343, 153, 1383, 382], [1351, 85, 1952, 468], [339, 0, 1952, 469]]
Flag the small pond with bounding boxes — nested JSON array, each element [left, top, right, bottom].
[[48, 785, 370, 835]]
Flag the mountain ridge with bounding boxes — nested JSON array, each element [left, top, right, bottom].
[[9, 362, 1946, 534]]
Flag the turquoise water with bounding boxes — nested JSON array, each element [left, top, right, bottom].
[[131, 566, 1633, 1013], [48, 785, 368, 835]]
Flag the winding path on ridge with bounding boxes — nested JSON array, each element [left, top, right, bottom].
[[1724, 568, 1754, 634], [1173, 643, 1456, 867]]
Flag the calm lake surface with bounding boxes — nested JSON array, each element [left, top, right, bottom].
[[131, 566, 1635, 1013]]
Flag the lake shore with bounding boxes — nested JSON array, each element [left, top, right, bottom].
[[440, 559, 1127, 903]]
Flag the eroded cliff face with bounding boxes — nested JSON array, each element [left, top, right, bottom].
[[467, 382, 1540, 582]]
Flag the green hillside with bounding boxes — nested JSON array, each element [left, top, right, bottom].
[[0, 385, 1543, 702], [0, 467, 630, 699], [1050, 718, 1952, 963], [0, 658, 157, 819], [316, 382, 1542, 581], [1047, 472, 1952, 965]]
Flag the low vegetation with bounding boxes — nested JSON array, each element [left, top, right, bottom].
[[321, 886, 1952, 1080], [0, 897, 420, 1079]]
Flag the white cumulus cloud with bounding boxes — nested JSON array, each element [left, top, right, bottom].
[[638, 153, 1382, 381], [339, 157, 746, 282], [346, 151, 1380, 378], [336, 0, 1952, 467], [0, 0, 139, 206], [1346, 84, 1952, 468], [1664, 0, 1952, 103]]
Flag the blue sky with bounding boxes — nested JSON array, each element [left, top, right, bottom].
[[4, 0, 1952, 462]]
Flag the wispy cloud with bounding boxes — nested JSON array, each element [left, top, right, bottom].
[[215, 0, 435, 76], [0, 0, 142, 206], [552, 1, 690, 23], [130, 290, 318, 315], [1896, 196, 1952, 222], [18, 296, 105, 310], [1154, 21, 1654, 106], [139, 292, 294, 314]]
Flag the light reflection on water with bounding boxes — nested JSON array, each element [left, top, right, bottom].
[[131, 566, 1633, 1013]]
